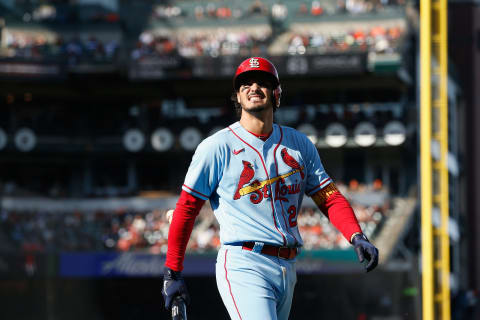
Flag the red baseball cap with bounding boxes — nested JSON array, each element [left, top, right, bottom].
[[233, 57, 280, 90]]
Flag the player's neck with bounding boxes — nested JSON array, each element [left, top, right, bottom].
[[239, 111, 273, 135]]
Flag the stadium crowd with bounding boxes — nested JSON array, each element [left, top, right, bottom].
[[1, 0, 407, 25], [130, 22, 404, 59], [4, 0, 120, 24], [1, 31, 119, 63], [131, 28, 271, 60], [1, 0, 407, 60], [149, 0, 406, 22], [0, 180, 389, 254], [287, 24, 404, 55]]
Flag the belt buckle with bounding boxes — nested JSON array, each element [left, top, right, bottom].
[[278, 246, 293, 260]]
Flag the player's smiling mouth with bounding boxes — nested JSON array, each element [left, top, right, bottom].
[[248, 95, 263, 101]]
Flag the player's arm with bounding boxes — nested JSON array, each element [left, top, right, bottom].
[[311, 183, 361, 243], [166, 190, 206, 271], [301, 130, 378, 272], [163, 190, 205, 311], [163, 137, 221, 311], [311, 183, 379, 272]]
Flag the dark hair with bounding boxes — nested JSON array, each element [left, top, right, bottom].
[[231, 91, 243, 117]]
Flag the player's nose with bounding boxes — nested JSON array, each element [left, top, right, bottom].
[[249, 82, 262, 92]]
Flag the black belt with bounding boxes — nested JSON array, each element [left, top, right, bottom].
[[240, 242, 298, 260]]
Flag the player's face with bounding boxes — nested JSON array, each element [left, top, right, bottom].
[[236, 76, 274, 114]]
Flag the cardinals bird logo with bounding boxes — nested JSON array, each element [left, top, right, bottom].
[[234, 160, 255, 200], [281, 148, 305, 179]]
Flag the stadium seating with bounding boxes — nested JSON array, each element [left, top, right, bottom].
[[0, 180, 393, 253]]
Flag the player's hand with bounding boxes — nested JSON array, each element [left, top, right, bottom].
[[166, 209, 174, 224], [352, 234, 379, 272], [162, 268, 191, 311]]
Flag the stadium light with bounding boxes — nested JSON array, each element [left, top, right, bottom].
[[14, 127, 36, 152], [123, 129, 145, 152], [180, 127, 202, 151], [353, 122, 376, 147], [383, 121, 406, 146], [325, 123, 347, 148], [151, 128, 174, 152]]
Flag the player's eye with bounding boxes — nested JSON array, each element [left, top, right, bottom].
[[255, 80, 265, 86], [240, 84, 251, 91], [240, 79, 271, 92]]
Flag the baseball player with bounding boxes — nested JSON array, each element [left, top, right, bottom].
[[162, 57, 379, 320]]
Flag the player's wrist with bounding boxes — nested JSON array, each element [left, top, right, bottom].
[[164, 267, 182, 280], [350, 232, 368, 244]]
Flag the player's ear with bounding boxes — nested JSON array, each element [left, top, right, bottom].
[[236, 91, 241, 104]]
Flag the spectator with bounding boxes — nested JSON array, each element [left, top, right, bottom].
[[286, 25, 404, 55], [298, 3, 309, 15], [311, 1, 324, 16], [194, 5, 205, 20], [249, 0, 267, 16], [271, 2, 288, 21], [216, 6, 232, 19]]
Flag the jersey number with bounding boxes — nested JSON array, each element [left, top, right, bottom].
[[287, 205, 298, 227]]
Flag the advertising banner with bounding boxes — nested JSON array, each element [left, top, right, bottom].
[[59, 252, 216, 277], [59, 250, 360, 277], [0, 61, 66, 79], [128, 54, 367, 80]]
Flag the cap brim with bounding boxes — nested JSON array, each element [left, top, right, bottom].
[[234, 70, 279, 90]]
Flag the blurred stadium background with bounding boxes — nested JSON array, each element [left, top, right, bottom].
[[0, 0, 478, 319]]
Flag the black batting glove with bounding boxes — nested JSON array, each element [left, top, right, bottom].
[[352, 234, 379, 272], [162, 268, 191, 311]]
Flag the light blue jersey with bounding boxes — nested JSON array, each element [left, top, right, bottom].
[[182, 121, 331, 248]]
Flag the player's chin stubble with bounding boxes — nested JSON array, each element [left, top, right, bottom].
[[242, 103, 271, 115]]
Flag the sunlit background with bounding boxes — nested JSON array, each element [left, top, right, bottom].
[[0, 0, 478, 319]]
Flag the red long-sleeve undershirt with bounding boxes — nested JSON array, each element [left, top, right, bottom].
[[318, 190, 362, 242], [165, 190, 205, 272], [165, 188, 362, 272]]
